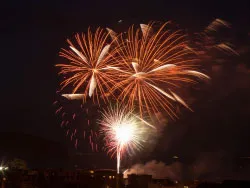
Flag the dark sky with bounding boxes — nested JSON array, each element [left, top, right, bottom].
[[1, 0, 250, 177]]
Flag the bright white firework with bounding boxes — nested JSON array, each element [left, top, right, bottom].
[[99, 106, 154, 174]]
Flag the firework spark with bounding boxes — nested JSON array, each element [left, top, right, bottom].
[[56, 28, 119, 104], [109, 22, 210, 118], [54, 96, 100, 150], [99, 106, 154, 173]]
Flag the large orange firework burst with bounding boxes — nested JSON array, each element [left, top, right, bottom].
[[109, 22, 210, 118], [56, 27, 119, 104]]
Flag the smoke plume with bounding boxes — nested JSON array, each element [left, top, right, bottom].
[[124, 160, 182, 181]]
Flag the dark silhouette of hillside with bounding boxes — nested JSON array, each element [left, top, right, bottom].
[[0, 132, 69, 168]]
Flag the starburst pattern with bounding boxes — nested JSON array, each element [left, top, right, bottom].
[[56, 28, 119, 104], [109, 22, 210, 118], [99, 105, 153, 173]]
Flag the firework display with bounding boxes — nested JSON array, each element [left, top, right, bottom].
[[109, 22, 209, 118], [56, 28, 119, 104], [99, 106, 154, 173], [57, 22, 210, 118], [54, 20, 224, 173]]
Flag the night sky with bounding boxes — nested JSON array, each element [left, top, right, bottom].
[[1, 0, 250, 179]]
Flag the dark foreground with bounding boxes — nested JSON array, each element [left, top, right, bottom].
[[1, 169, 250, 188]]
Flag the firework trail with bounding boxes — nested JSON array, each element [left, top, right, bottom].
[[191, 18, 238, 58], [99, 105, 155, 173], [108, 22, 210, 119], [56, 27, 120, 104], [54, 96, 100, 150], [205, 19, 231, 32]]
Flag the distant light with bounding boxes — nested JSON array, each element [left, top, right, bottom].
[[90, 170, 94, 174], [113, 176, 115, 179], [0, 167, 3, 171], [103, 176, 106, 178], [4, 167, 8, 170], [109, 176, 112, 179]]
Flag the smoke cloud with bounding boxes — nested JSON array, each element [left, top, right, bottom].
[[124, 151, 250, 181], [124, 160, 183, 181]]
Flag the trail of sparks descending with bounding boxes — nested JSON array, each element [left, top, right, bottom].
[[56, 28, 120, 104], [109, 22, 210, 118], [54, 97, 100, 151], [99, 106, 154, 173]]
